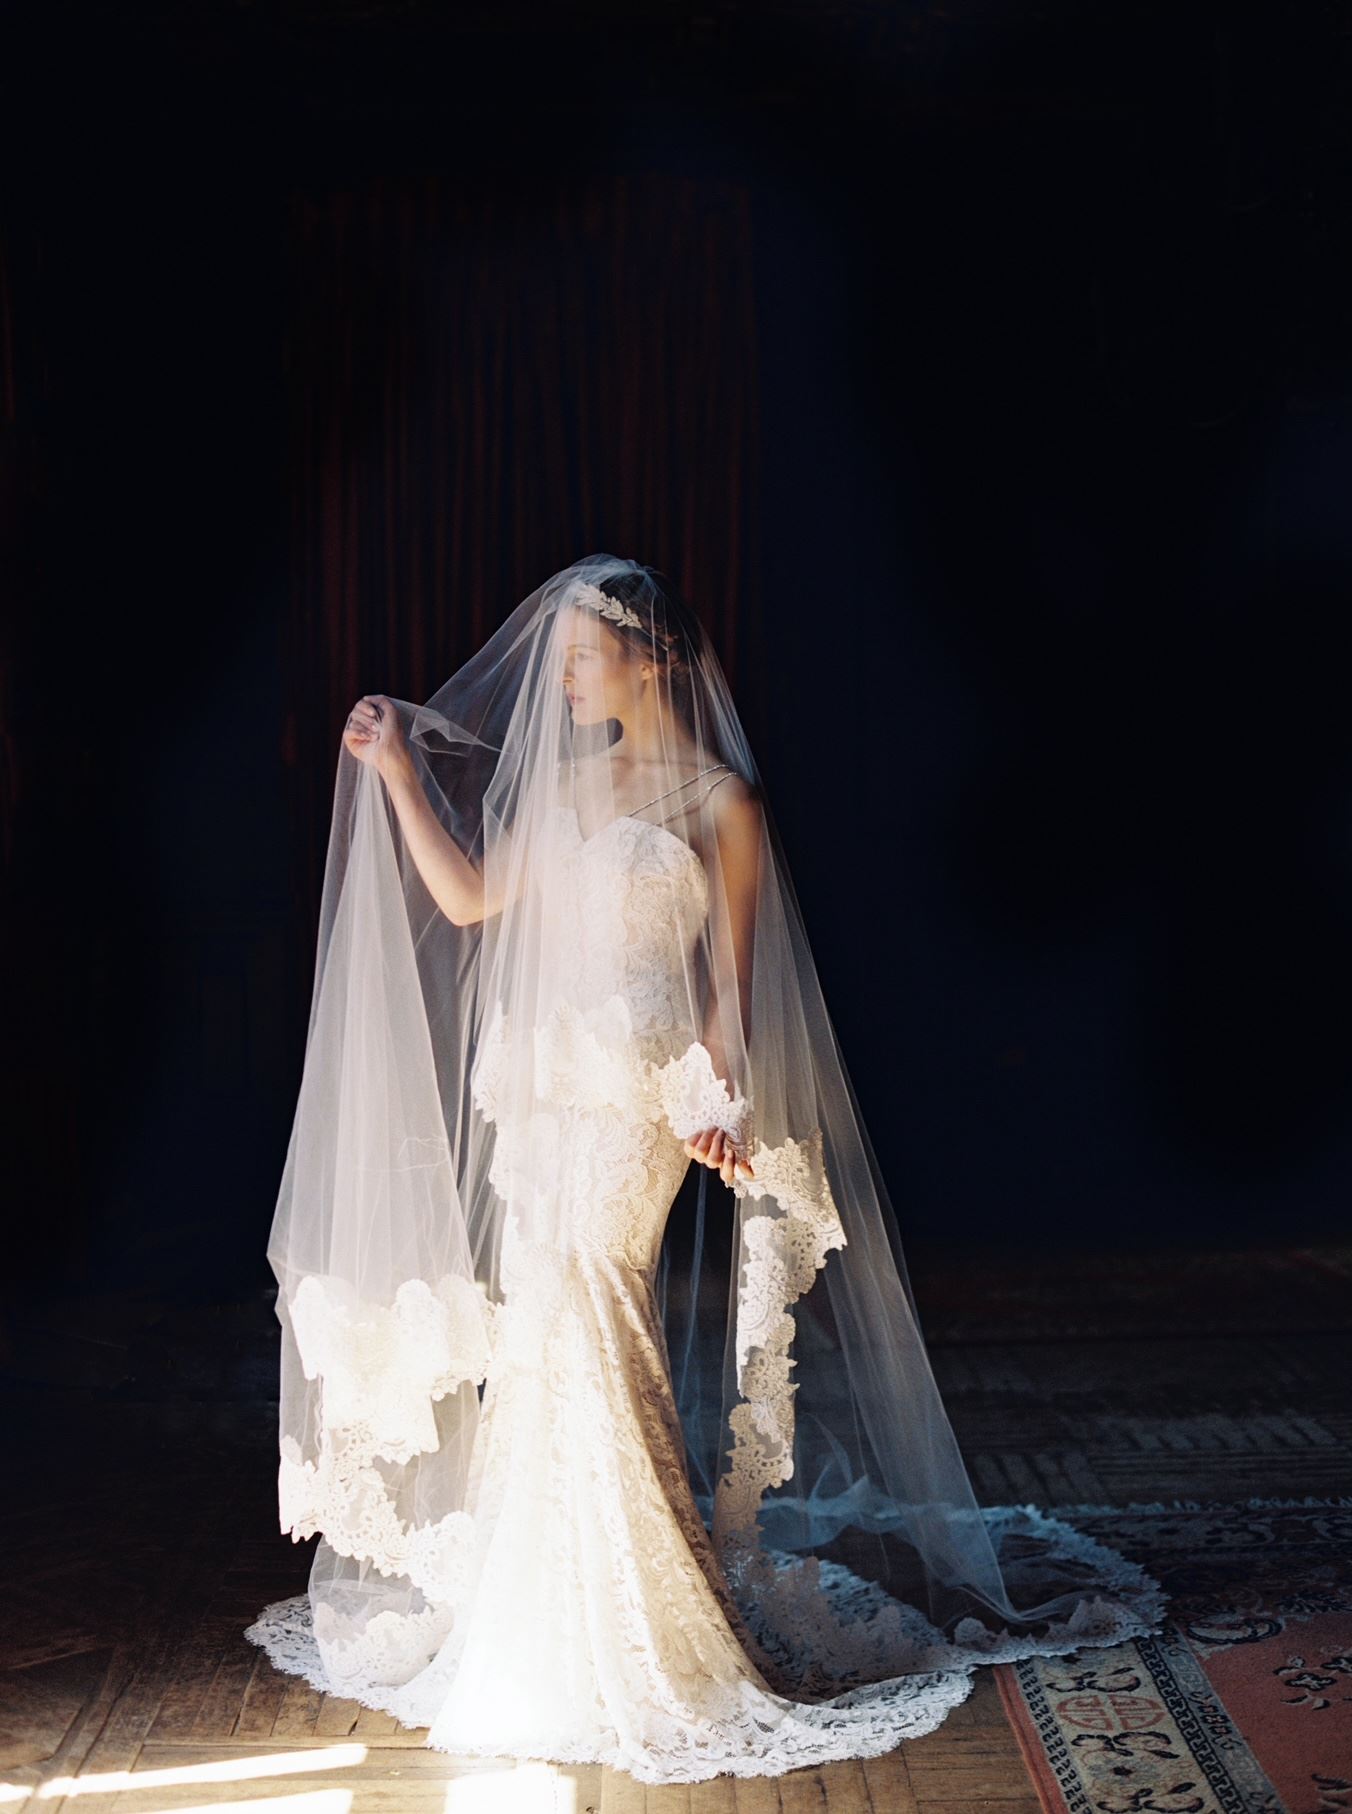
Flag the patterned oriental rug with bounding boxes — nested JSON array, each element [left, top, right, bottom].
[[996, 1499, 1352, 1814]]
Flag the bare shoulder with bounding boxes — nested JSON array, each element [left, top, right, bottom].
[[708, 769, 763, 842]]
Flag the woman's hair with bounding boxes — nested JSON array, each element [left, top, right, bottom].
[[594, 564, 703, 708]]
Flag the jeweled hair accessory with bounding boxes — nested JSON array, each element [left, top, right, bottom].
[[573, 581, 644, 630]]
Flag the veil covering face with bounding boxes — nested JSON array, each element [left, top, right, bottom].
[[263, 553, 1162, 1727]]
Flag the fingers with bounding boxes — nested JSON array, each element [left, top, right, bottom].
[[347, 698, 385, 740], [680, 1128, 755, 1185], [720, 1139, 755, 1183]]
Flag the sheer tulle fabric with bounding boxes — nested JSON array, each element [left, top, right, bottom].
[[246, 555, 1163, 1782]]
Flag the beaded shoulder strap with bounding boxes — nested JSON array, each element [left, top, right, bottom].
[[650, 766, 735, 826], [569, 758, 734, 825]]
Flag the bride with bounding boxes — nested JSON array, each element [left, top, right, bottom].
[[246, 554, 1163, 1784]]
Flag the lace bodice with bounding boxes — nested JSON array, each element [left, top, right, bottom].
[[465, 807, 718, 1274], [469, 803, 729, 1146], [551, 803, 709, 1037]]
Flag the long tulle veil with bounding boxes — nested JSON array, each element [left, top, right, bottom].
[[250, 553, 1163, 1732]]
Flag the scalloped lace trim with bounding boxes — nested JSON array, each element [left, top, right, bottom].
[[644, 1037, 846, 1550], [245, 1586, 976, 1781], [290, 1272, 496, 1463], [245, 1502, 1166, 1785], [278, 1438, 478, 1604], [653, 1038, 754, 1153], [714, 1129, 846, 1546], [277, 1270, 495, 1597]]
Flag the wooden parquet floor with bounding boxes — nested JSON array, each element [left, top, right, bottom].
[[2, 1242, 1349, 1813]]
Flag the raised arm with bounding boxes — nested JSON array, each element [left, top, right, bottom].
[[345, 694, 519, 927]]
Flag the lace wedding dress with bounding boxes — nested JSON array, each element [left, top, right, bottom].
[[246, 798, 1162, 1783]]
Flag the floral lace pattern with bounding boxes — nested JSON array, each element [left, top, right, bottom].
[[278, 1435, 478, 1605], [551, 804, 709, 1036], [654, 1038, 754, 1154], [714, 1133, 848, 1548], [275, 1270, 497, 1601], [289, 1272, 496, 1463], [249, 806, 1165, 1784]]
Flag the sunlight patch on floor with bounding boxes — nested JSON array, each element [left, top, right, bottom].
[[444, 1764, 576, 1814], [133, 1795, 351, 1814], [37, 1745, 368, 1797]]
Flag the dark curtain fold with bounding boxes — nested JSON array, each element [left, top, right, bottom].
[[282, 169, 764, 931], [0, 231, 94, 1265], [0, 169, 764, 1289]]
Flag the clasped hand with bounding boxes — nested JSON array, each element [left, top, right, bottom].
[[683, 1129, 755, 1188], [344, 694, 410, 776]]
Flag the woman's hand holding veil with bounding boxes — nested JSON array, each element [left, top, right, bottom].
[[683, 1126, 754, 1187], [344, 694, 411, 778]]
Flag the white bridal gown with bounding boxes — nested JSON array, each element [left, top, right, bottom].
[[247, 801, 1159, 1783]]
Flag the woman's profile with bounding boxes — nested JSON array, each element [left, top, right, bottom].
[[246, 553, 1163, 1783]]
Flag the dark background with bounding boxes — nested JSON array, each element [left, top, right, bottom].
[[3, 0, 1350, 1316]]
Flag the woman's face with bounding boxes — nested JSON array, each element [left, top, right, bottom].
[[557, 606, 643, 726]]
